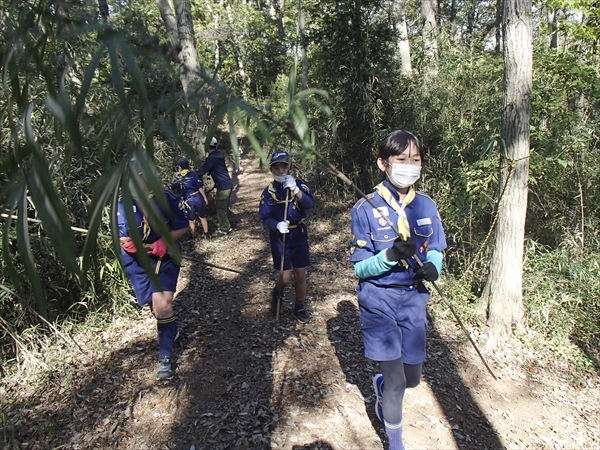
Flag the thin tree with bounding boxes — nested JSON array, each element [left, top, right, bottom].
[[155, 0, 206, 145], [421, 0, 438, 63], [480, 0, 532, 337], [155, 0, 201, 107], [392, 0, 412, 75]]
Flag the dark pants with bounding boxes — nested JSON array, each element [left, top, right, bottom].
[[214, 188, 231, 231]]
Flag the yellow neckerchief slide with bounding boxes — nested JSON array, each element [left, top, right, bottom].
[[267, 181, 299, 208], [374, 182, 415, 240], [180, 169, 190, 176]]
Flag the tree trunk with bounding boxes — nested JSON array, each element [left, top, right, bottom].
[[271, 0, 286, 41], [481, 0, 532, 337], [548, 8, 558, 49], [173, 0, 201, 106], [155, 0, 179, 48], [392, 0, 412, 75], [421, 0, 438, 63], [226, 1, 248, 98], [156, 0, 206, 146], [298, 0, 308, 111], [98, 0, 109, 21]]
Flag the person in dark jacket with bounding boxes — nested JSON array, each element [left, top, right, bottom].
[[199, 137, 234, 235], [258, 150, 314, 323]]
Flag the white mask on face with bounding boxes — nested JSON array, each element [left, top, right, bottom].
[[273, 174, 287, 183], [387, 163, 421, 188]]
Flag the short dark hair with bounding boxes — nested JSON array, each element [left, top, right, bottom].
[[377, 130, 422, 162]]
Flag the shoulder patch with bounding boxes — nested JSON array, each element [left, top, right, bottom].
[[356, 239, 368, 248]]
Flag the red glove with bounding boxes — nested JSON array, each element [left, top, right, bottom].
[[121, 238, 137, 254], [148, 238, 168, 258]]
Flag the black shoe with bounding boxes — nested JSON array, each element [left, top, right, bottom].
[[156, 356, 175, 380], [212, 228, 232, 236], [271, 288, 282, 316], [202, 233, 210, 240], [293, 306, 311, 323]]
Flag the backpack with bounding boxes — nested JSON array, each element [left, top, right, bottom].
[[171, 173, 190, 213]]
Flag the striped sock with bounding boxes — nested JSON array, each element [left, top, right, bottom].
[[157, 316, 177, 358]]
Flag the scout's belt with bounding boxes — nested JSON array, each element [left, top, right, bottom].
[[287, 220, 304, 229], [385, 282, 422, 290]]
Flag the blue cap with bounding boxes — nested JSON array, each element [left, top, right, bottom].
[[178, 158, 190, 169], [270, 150, 290, 166]]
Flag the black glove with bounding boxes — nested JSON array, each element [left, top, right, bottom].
[[414, 262, 438, 281], [386, 236, 416, 262]]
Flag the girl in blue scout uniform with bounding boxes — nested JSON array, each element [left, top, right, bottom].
[[258, 150, 314, 323], [349, 130, 446, 450], [117, 163, 189, 381], [173, 158, 210, 239]]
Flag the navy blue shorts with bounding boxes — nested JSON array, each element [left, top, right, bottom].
[[357, 281, 430, 364], [121, 253, 180, 306], [186, 195, 207, 220], [269, 225, 310, 270]]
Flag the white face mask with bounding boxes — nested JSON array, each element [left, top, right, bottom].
[[387, 163, 421, 188], [274, 174, 287, 183]]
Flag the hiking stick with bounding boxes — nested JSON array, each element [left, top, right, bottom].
[[1, 214, 243, 274], [276, 189, 290, 321], [315, 157, 498, 380]]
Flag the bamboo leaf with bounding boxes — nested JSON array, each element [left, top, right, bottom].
[[116, 36, 148, 103], [82, 163, 125, 272], [16, 188, 47, 318], [23, 107, 82, 280], [106, 35, 130, 117], [75, 44, 106, 118], [1, 181, 23, 292]]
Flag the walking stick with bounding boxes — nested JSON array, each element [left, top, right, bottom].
[[1, 214, 243, 274], [276, 189, 290, 321]]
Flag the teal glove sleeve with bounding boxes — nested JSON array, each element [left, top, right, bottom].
[[353, 250, 397, 279]]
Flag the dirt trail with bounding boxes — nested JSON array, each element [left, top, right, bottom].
[[1, 155, 599, 450]]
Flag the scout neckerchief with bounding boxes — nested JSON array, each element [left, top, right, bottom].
[[374, 182, 415, 239], [180, 169, 190, 177], [267, 181, 299, 209]]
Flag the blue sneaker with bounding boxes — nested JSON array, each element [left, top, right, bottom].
[[372, 373, 384, 423]]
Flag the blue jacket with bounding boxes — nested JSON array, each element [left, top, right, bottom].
[[199, 149, 234, 190], [117, 189, 188, 262], [171, 169, 204, 199], [258, 179, 314, 232], [350, 180, 446, 286]]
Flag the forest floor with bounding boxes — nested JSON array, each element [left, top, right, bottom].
[[1, 155, 600, 450]]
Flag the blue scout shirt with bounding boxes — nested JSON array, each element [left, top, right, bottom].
[[199, 149, 234, 190], [117, 189, 188, 260], [258, 179, 314, 231], [117, 189, 188, 306], [350, 180, 446, 287], [172, 169, 204, 199]]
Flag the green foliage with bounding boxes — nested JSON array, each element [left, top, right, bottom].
[[0, 0, 333, 366], [523, 234, 600, 361], [305, 0, 399, 193]]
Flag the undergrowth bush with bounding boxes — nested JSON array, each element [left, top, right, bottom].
[[523, 233, 600, 359]]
